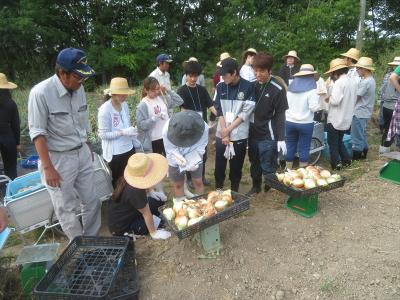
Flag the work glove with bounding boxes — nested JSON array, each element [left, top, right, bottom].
[[148, 190, 167, 202], [277, 141, 287, 156], [121, 126, 138, 136], [224, 142, 236, 160], [151, 114, 162, 122], [185, 163, 199, 172], [172, 151, 187, 167], [150, 229, 171, 240]]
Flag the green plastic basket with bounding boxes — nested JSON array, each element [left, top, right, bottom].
[[21, 262, 47, 296], [379, 159, 400, 185]]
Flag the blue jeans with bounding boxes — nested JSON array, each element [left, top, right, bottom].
[[285, 121, 314, 163], [248, 138, 278, 185], [351, 116, 369, 151]]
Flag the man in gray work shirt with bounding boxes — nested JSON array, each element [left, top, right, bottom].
[[28, 48, 101, 240]]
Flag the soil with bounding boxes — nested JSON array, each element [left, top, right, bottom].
[[2, 127, 400, 300]]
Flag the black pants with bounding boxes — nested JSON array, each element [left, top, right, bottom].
[[152, 139, 166, 156], [0, 134, 17, 180], [128, 197, 163, 235], [326, 123, 351, 168], [214, 138, 247, 192], [381, 107, 394, 147], [108, 148, 136, 187]]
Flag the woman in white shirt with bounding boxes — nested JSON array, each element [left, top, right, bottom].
[[239, 48, 257, 82], [285, 64, 320, 169], [98, 77, 138, 187]]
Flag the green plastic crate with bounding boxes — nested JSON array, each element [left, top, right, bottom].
[[20, 262, 47, 296], [379, 159, 400, 185]]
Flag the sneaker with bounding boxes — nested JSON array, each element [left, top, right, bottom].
[[203, 178, 210, 186], [264, 184, 271, 193], [245, 186, 261, 196]]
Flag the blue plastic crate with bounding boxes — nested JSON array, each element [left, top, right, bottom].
[[322, 132, 352, 160], [21, 155, 39, 169], [5, 171, 44, 200]]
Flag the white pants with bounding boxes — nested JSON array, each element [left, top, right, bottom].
[[39, 145, 101, 240]]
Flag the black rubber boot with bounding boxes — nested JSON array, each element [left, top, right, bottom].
[[231, 182, 240, 193], [352, 150, 363, 161], [245, 180, 261, 196]]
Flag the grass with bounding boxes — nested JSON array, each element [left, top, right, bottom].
[[320, 277, 339, 295]]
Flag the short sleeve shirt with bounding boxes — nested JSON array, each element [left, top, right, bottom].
[[108, 184, 147, 234], [177, 84, 213, 121], [354, 76, 376, 119], [394, 66, 400, 76]]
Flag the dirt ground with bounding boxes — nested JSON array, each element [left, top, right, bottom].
[[134, 157, 400, 300], [2, 126, 400, 300]]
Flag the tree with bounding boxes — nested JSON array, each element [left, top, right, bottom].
[[356, 0, 367, 51]]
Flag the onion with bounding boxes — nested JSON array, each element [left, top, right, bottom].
[[331, 174, 341, 181], [326, 177, 336, 184], [306, 166, 317, 172], [163, 208, 175, 221], [204, 206, 217, 217], [173, 201, 183, 213], [207, 191, 220, 205], [187, 207, 201, 219], [316, 178, 328, 186], [320, 170, 331, 179], [304, 178, 317, 189], [292, 178, 304, 189], [175, 215, 188, 230], [214, 200, 228, 212], [276, 173, 285, 182], [283, 175, 293, 186], [291, 170, 303, 179], [177, 207, 188, 217], [222, 189, 232, 197], [221, 194, 233, 205]]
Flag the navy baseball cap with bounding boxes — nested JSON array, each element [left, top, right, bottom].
[[156, 54, 173, 64], [56, 48, 95, 78], [220, 57, 239, 76]]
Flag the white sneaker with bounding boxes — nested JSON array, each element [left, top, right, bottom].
[[379, 145, 391, 154], [151, 229, 171, 240]]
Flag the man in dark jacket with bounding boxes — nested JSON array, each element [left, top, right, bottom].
[[278, 50, 300, 86]]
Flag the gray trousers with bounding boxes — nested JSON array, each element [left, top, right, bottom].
[[39, 145, 101, 240]]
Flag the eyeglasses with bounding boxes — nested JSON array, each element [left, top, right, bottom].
[[71, 72, 88, 83]]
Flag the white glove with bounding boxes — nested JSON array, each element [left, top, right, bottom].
[[121, 126, 138, 136], [224, 143, 235, 160], [172, 151, 187, 167], [151, 114, 162, 122], [150, 229, 171, 240], [148, 190, 167, 202], [185, 163, 199, 172], [277, 141, 287, 156], [160, 112, 167, 120]]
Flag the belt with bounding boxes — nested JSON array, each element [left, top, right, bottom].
[[68, 144, 83, 151]]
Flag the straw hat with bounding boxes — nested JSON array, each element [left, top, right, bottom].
[[282, 50, 300, 61], [388, 57, 400, 66], [216, 52, 231, 67], [104, 77, 134, 96], [294, 64, 318, 77], [340, 48, 360, 62], [124, 153, 168, 189], [324, 58, 348, 74], [0, 73, 17, 89], [354, 57, 375, 71], [244, 48, 257, 55]]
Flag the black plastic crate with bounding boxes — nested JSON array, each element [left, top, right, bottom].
[[108, 242, 139, 300], [159, 191, 250, 240], [34, 236, 130, 300], [265, 174, 346, 198]]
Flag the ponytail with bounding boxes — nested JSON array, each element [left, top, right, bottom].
[[112, 176, 127, 202]]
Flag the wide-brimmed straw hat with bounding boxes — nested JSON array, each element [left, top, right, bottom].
[[104, 77, 134, 96], [340, 48, 360, 62], [324, 58, 348, 74], [0, 73, 18, 89], [282, 50, 300, 61], [354, 57, 375, 71], [216, 52, 231, 67], [124, 153, 168, 189], [244, 48, 257, 55], [294, 64, 317, 77], [388, 57, 400, 66], [167, 110, 205, 147]]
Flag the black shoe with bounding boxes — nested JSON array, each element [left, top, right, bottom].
[[203, 178, 210, 186], [264, 184, 271, 193], [361, 148, 368, 160], [352, 150, 363, 161], [331, 162, 343, 171], [187, 180, 194, 190], [245, 186, 261, 196], [343, 160, 352, 167]]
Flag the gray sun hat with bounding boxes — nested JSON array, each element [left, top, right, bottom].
[[167, 110, 205, 147]]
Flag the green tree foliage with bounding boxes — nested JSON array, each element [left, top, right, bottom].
[[0, 0, 399, 87]]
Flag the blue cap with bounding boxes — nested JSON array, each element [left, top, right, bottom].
[[156, 54, 173, 64], [56, 48, 95, 78]]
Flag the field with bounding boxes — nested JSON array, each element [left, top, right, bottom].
[[1, 86, 400, 300]]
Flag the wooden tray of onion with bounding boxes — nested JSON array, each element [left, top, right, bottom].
[[159, 190, 250, 239], [265, 166, 345, 198]]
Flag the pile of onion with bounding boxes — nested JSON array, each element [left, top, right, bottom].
[[162, 189, 234, 230], [276, 166, 341, 190]]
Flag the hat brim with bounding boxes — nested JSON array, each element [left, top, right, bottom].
[[282, 55, 300, 61], [388, 62, 400, 66], [0, 82, 17, 89], [124, 153, 168, 189], [294, 71, 317, 77], [216, 61, 222, 67], [74, 65, 96, 78], [324, 64, 348, 74], [354, 64, 375, 71], [340, 53, 359, 62], [109, 88, 135, 95], [167, 121, 205, 148], [159, 59, 173, 63]]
